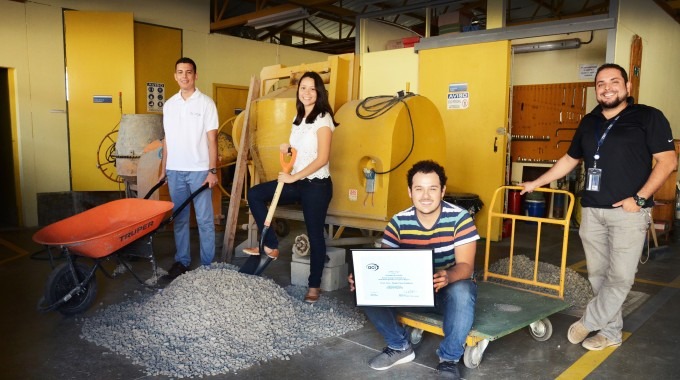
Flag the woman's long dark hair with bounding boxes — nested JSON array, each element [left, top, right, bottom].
[[293, 71, 339, 127]]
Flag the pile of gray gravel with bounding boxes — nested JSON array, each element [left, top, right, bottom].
[[487, 255, 594, 308], [80, 263, 365, 378]]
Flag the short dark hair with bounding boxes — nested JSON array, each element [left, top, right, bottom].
[[176, 57, 197, 72], [407, 160, 447, 188], [595, 63, 628, 83]]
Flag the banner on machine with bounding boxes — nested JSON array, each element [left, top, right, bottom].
[[147, 82, 165, 112]]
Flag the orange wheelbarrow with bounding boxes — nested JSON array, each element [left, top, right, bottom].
[[33, 180, 208, 315]]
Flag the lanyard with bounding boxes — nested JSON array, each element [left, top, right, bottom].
[[592, 115, 620, 168]]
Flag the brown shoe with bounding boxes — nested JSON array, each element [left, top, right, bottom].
[[304, 287, 321, 304], [243, 246, 279, 260], [567, 320, 590, 344], [582, 333, 621, 351]]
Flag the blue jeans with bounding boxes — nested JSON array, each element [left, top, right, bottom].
[[579, 207, 649, 343], [247, 177, 332, 287], [166, 170, 215, 267], [362, 279, 477, 362]]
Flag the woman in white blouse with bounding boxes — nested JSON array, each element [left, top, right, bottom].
[[244, 71, 337, 303]]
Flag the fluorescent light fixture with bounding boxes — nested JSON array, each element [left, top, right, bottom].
[[246, 8, 309, 29], [512, 38, 581, 54]]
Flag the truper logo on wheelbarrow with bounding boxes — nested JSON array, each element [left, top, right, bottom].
[[118, 220, 155, 242]]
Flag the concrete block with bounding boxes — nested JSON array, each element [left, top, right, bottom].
[[291, 261, 348, 291], [292, 246, 346, 267]]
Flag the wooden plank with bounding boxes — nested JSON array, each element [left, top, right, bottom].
[[221, 76, 260, 263], [629, 35, 642, 103]]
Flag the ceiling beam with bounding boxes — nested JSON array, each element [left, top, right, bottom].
[[211, 3, 299, 31]]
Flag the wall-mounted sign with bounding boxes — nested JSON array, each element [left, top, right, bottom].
[[579, 64, 598, 80], [147, 82, 165, 112], [93, 95, 112, 103], [447, 82, 469, 110]]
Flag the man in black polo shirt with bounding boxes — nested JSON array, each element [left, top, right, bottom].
[[521, 63, 676, 351]]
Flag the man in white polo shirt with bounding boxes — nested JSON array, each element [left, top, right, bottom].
[[160, 57, 218, 280]]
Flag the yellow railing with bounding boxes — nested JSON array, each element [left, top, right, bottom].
[[483, 186, 575, 300]]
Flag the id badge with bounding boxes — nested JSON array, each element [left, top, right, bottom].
[[586, 168, 602, 192]]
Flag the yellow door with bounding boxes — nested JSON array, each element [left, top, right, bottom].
[[418, 41, 511, 240], [64, 11, 135, 190]]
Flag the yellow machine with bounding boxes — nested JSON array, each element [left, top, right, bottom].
[[227, 55, 447, 254], [328, 94, 446, 228]]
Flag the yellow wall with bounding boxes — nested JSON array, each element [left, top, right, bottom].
[[2, 0, 328, 226], [615, 0, 680, 138]]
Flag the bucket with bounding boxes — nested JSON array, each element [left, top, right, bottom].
[[552, 193, 566, 219], [524, 199, 545, 224]]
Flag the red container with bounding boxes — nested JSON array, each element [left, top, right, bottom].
[[508, 190, 521, 215], [402, 36, 420, 47]]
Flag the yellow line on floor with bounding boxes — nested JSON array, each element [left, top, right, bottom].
[[556, 332, 632, 380], [0, 237, 30, 265]]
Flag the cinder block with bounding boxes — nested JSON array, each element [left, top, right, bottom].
[[292, 246, 346, 267], [291, 261, 348, 291]]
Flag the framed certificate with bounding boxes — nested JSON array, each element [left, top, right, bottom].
[[351, 249, 435, 307]]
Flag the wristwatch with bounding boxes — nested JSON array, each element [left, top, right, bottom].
[[633, 194, 647, 207], [209, 168, 217, 174]]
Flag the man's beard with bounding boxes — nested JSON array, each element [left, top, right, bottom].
[[599, 94, 627, 109]]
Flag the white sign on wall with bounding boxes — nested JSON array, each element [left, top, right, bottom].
[[579, 64, 598, 80], [447, 82, 469, 110], [147, 82, 165, 112]]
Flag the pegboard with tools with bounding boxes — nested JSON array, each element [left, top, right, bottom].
[[511, 82, 593, 163]]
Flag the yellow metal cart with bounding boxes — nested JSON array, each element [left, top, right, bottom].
[[396, 186, 575, 369]]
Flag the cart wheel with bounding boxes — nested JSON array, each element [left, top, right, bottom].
[[463, 339, 489, 369], [44, 262, 98, 316], [274, 219, 290, 237], [405, 326, 425, 348], [528, 318, 553, 341]]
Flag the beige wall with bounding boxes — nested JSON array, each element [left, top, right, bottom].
[[0, 0, 328, 226], [616, 0, 680, 138], [361, 48, 419, 98], [511, 31, 607, 86]]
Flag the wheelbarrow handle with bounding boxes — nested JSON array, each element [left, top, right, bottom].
[[163, 183, 210, 225], [143, 177, 167, 200]]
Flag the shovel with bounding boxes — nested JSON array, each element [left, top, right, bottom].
[[240, 148, 297, 275]]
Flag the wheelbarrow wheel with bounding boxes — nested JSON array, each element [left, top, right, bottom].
[[463, 339, 489, 369], [405, 326, 425, 348], [528, 318, 553, 341], [45, 262, 97, 316]]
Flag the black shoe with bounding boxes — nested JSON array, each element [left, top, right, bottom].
[[436, 360, 461, 379], [165, 262, 188, 280]]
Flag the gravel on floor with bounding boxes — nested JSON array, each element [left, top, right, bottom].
[[80, 263, 365, 378]]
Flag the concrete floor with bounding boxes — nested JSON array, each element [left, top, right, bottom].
[[1, 208, 679, 380]]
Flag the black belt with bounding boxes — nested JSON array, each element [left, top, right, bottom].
[[301, 177, 331, 183]]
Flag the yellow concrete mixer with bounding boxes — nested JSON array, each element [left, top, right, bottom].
[[232, 91, 446, 232]]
